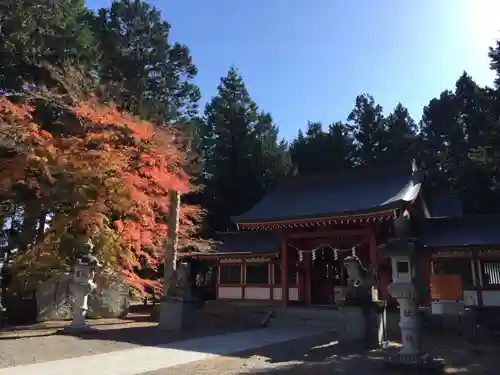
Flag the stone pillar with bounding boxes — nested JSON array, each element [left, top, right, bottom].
[[158, 190, 197, 331], [387, 282, 421, 360], [381, 237, 444, 371], [0, 269, 5, 313], [163, 189, 180, 299], [0, 268, 5, 326]]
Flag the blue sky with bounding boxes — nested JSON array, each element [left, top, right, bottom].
[[87, 0, 499, 140]]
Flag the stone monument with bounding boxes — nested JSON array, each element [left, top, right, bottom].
[[63, 239, 102, 332], [379, 218, 444, 372]]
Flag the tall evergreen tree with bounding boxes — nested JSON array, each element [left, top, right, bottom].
[[418, 73, 500, 214], [200, 68, 290, 230], [290, 122, 353, 174], [0, 0, 97, 92], [453, 73, 499, 213], [92, 0, 200, 124], [419, 91, 463, 186], [347, 94, 386, 165], [385, 103, 417, 161], [488, 40, 500, 89]]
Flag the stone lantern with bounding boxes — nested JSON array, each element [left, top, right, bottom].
[[380, 236, 443, 370], [64, 239, 102, 332]]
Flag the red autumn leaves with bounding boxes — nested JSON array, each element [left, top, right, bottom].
[[0, 96, 203, 291]]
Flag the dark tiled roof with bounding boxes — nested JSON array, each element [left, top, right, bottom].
[[427, 190, 463, 218], [233, 166, 425, 224], [211, 231, 281, 255], [420, 215, 500, 248]]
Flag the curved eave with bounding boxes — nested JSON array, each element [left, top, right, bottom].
[[236, 209, 397, 231], [181, 252, 279, 259], [425, 243, 500, 249]]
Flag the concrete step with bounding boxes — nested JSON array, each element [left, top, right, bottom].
[[202, 302, 343, 329], [201, 301, 377, 332], [263, 307, 349, 330]]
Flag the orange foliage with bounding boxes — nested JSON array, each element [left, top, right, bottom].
[[0, 95, 204, 292]]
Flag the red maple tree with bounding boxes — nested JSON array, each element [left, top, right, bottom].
[[0, 94, 205, 292]]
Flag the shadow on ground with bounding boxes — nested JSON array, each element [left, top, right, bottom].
[[231, 331, 500, 375], [0, 308, 260, 345], [0, 312, 156, 339]]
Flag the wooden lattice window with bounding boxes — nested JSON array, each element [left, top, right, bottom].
[[245, 264, 269, 284], [482, 262, 500, 286], [219, 265, 242, 285]]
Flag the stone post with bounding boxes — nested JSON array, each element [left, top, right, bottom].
[[0, 270, 5, 326], [0, 252, 7, 315], [380, 237, 444, 371], [0, 268, 4, 313], [158, 190, 197, 331], [387, 279, 421, 360], [163, 189, 180, 299], [64, 239, 102, 333]]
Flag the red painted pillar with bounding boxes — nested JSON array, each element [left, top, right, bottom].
[[269, 262, 274, 300], [368, 229, 380, 298], [420, 256, 432, 306], [241, 259, 246, 300], [305, 251, 312, 306], [281, 235, 289, 306]]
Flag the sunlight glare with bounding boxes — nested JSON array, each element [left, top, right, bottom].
[[467, 1, 500, 47]]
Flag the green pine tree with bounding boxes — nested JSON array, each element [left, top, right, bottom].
[[0, 0, 97, 92], [347, 94, 387, 166], [92, 0, 200, 124], [200, 67, 290, 230]]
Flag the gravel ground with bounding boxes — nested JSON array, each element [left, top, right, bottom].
[[144, 332, 500, 375], [0, 311, 258, 369]]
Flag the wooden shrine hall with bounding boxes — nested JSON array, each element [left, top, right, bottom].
[[187, 164, 500, 309]]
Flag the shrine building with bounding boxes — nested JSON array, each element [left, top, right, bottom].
[[186, 164, 500, 309]]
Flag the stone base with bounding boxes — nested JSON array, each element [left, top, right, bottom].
[[158, 298, 197, 331], [383, 353, 445, 373], [338, 302, 387, 350]]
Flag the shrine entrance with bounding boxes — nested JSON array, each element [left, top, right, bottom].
[[310, 247, 339, 305], [286, 228, 380, 307], [306, 241, 369, 306]]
